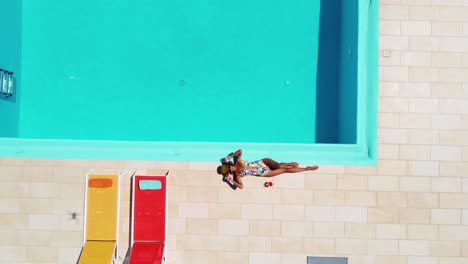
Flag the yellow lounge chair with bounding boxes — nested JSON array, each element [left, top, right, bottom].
[[78, 171, 121, 264]]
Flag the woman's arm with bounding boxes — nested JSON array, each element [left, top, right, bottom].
[[225, 149, 242, 162], [225, 175, 244, 189]]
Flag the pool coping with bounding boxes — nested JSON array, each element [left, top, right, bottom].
[[0, 0, 378, 166]]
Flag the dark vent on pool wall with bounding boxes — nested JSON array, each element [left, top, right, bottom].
[[307, 256, 348, 264], [315, 0, 357, 144], [0, 69, 15, 100]]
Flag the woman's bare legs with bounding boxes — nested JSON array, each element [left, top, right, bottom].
[[262, 158, 299, 170], [264, 165, 319, 177]]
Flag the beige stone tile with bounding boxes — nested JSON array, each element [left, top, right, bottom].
[[185, 187, 219, 202], [57, 183, 84, 200], [432, 114, 462, 130], [178, 202, 209, 218], [381, 50, 402, 66], [0, 246, 27, 262], [463, 241, 468, 257], [379, 129, 408, 144], [463, 178, 468, 193], [168, 218, 186, 234], [399, 240, 430, 256], [348, 255, 376, 264], [440, 68, 468, 83], [431, 177, 462, 192], [379, 113, 400, 128], [440, 99, 468, 114], [400, 113, 430, 129], [185, 219, 218, 235], [402, 145, 432, 161], [248, 220, 281, 236], [377, 192, 408, 207], [367, 239, 398, 255], [409, 36, 440, 51], [303, 238, 335, 254], [335, 239, 367, 255], [249, 253, 281, 264], [209, 203, 241, 219], [432, 83, 463, 98], [21, 199, 52, 215], [377, 160, 408, 176], [0, 158, 30, 166], [431, 241, 461, 257], [464, 146, 468, 161], [271, 173, 304, 189], [375, 256, 407, 264], [0, 198, 21, 214], [305, 174, 336, 190], [439, 225, 468, 240], [380, 98, 409, 112], [380, 66, 409, 82], [313, 191, 345, 206], [345, 223, 376, 239], [279, 254, 308, 264], [401, 52, 432, 67], [367, 207, 400, 224], [438, 257, 468, 264], [381, 5, 409, 20], [22, 166, 54, 183], [344, 191, 376, 207], [378, 144, 400, 159], [335, 207, 367, 223], [432, 0, 464, 6], [59, 214, 82, 231], [52, 167, 86, 183], [216, 252, 249, 264], [337, 175, 368, 190], [409, 98, 440, 113], [345, 166, 377, 175], [408, 4, 439, 20], [409, 67, 440, 82], [432, 146, 462, 161], [379, 82, 400, 97], [314, 165, 345, 174], [408, 256, 438, 264], [313, 223, 344, 238], [271, 237, 303, 253], [369, 176, 399, 191], [281, 221, 313, 237], [241, 204, 273, 220], [0, 214, 28, 229], [281, 189, 314, 205], [440, 130, 468, 145], [176, 235, 239, 251], [409, 129, 439, 145], [439, 6, 468, 20], [408, 224, 438, 240], [464, 115, 468, 129], [239, 237, 272, 252], [432, 209, 462, 224], [0, 182, 29, 198], [432, 21, 463, 37], [50, 231, 82, 248], [0, 166, 22, 182], [57, 247, 83, 264], [0, 229, 19, 246], [304, 206, 335, 222], [174, 250, 218, 264], [244, 188, 280, 205], [408, 193, 439, 208], [273, 205, 304, 220], [400, 177, 431, 192], [376, 224, 407, 239], [440, 193, 468, 208], [439, 161, 468, 176], [380, 20, 402, 35], [400, 208, 431, 224], [18, 230, 53, 246], [219, 188, 251, 203], [402, 21, 431, 36], [218, 219, 249, 236], [433, 52, 464, 68], [28, 214, 60, 230]]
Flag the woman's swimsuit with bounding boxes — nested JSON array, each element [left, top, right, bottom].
[[240, 159, 270, 177]]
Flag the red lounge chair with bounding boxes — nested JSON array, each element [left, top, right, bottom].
[[127, 173, 168, 264]]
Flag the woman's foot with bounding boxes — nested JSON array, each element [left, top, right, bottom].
[[306, 165, 319, 171]]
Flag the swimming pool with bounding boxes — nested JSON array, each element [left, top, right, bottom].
[[0, 0, 379, 165]]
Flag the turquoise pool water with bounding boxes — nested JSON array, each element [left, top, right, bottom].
[[0, 0, 379, 165]]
